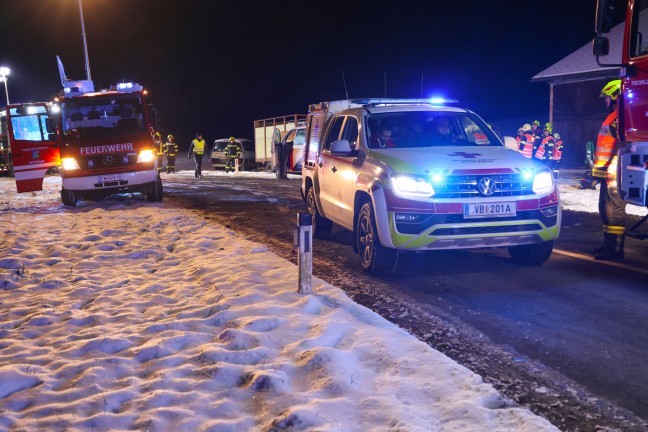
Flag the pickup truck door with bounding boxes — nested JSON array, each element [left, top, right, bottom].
[[6, 103, 60, 193], [318, 116, 345, 219], [331, 116, 360, 228]]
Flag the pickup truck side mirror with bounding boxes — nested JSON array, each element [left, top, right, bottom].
[[330, 139, 357, 156], [502, 136, 519, 151]]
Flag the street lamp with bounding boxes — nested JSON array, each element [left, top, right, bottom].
[[0, 66, 9, 105]]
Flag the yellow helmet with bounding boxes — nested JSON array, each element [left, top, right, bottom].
[[532, 120, 541, 127], [544, 122, 552, 133], [167, 134, 174, 140], [154, 131, 161, 138], [601, 80, 621, 100], [229, 136, 235, 140], [521, 123, 532, 132]]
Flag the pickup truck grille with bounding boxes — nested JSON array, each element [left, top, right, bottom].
[[434, 173, 533, 198]]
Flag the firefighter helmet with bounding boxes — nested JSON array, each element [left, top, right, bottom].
[[553, 133, 561, 140], [600, 80, 621, 100], [544, 122, 552, 133], [522, 123, 532, 132], [167, 134, 174, 140], [229, 136, 235, 140], [154, 131, 161, 138], [533, 120, 541, 127]]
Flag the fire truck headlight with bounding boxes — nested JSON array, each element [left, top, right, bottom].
[[137, 149, 155, 163], [532, 170, 553, 194], [392, 175, 435, 197], [61, 157, 80, 170]]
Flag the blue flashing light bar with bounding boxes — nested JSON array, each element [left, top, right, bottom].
[[350, 98, 458, 106]]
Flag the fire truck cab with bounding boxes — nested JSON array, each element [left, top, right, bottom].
[[57, 80, 162, 206]]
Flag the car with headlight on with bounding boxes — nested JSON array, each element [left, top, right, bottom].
[[301, 99, 561, 273]]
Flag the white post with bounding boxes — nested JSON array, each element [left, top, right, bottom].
[[295, 213, 313, 294], [235, 158, 239, 173]]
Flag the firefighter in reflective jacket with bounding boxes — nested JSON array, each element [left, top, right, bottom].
[[188, 132, 206, 178], [225, 136, 242, 173], [592, 80, 627, 260], [164, 134, 179, 174], [154, 132, 164, 173], [531, 120, 542, 155], [516, 124, 534, 158], [551, 132, 563, 179], [534, 122, 555, 166]]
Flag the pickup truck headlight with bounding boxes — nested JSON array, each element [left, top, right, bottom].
[[137, 149, 155, 163], [392, 175, 435, 197], [532, 170, 553, 194], [61, 157, 80, 170]]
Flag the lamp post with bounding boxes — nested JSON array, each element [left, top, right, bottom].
[[0, 66, 9, 105]]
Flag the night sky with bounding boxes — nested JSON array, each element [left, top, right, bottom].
[[1, 0, 599, 148]]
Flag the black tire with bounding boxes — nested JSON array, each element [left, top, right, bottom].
[[61, 188, 77, 207], [508, 240, 554, 265], [306, 186, 332, 239], [145, 178, 163, 202], [356, 202, 398, 274]]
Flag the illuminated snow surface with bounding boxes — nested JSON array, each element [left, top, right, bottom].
[[1, 170, 621, 431]]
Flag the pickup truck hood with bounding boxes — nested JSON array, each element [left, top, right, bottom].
[[368, 146, 545, 175]]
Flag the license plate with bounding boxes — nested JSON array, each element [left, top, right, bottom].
[[463, 202, 516, 218], [98, 174, 123, 182]]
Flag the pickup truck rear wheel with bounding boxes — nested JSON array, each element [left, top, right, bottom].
[[306, 186, 331, 239], [508, 240, 554, 265], [356, 202, 398, 274]]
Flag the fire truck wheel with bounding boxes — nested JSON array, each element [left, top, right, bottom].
[[61, 188, 77, 207], [145, 178, 163, 202], [507, 240, 554, 265]]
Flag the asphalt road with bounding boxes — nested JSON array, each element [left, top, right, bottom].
[[162, 155, 648, 431]]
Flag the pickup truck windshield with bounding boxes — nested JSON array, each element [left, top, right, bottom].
[[366, 111, 499, 149]]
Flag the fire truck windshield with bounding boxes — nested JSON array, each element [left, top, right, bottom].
[[62, 94, 146, 140]]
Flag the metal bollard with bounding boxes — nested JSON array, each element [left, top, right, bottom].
[[294, 212, 313, 294], [235, 158, 239, 173]]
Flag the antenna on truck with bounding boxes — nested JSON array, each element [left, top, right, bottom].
[[341, 70, 349, 99]]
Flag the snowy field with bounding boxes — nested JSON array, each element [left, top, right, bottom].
[[0, 174, 563, 431]]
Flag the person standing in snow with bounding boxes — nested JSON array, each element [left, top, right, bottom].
[[164, 134, 179, 174], [154, 131, 164, 173], [591, 80, 627, 261], [188, 132, 206, 178], [225, 136, 242, 173]]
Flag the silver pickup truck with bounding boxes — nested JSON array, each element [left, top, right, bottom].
[[301, 99, 561, 274]]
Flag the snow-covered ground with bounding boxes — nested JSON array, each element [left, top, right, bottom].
[[1, 170, 642, 431]]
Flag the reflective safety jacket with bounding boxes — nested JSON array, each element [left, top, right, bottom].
[[226, 141, 242, 158], [593, 111, 618, 178], [164, 141, 178, 157], [516, 133, 534, 158], [535, 135, 555, 160], [191, 139, 206, 155], [551, 138, 563, 161]]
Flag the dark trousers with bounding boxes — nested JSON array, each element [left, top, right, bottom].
[[157, 155, 163, 172], [194, 153, 204, 177], [225, 156, 237, 172], [598, 177, 627, 229], [166, 156, 176, 173]]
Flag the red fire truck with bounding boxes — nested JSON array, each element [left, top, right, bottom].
[[56, 79, 162, 206], [594, 0, 648, 236], [0, 102, 60, 192]]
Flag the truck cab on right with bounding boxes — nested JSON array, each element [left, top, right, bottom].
[[301, 99, 561, 274]]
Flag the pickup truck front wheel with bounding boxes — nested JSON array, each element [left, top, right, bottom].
[[508, 240, 554, 265], [356, 202, 398, 274], [306, 187, 332, 239]]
